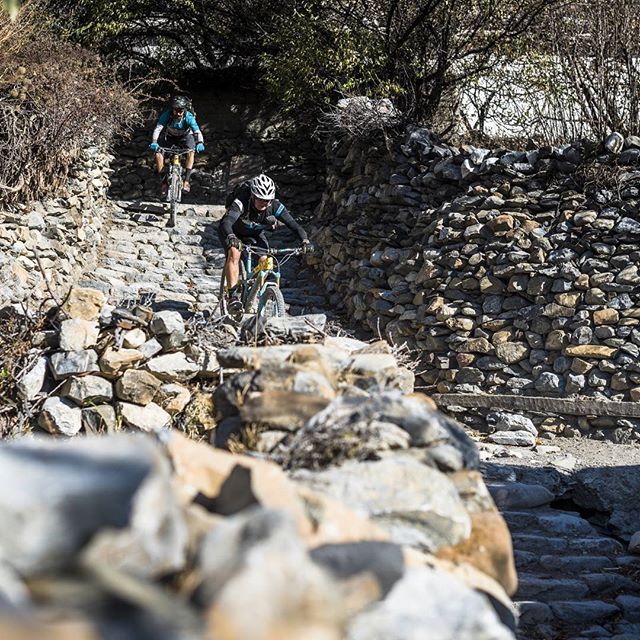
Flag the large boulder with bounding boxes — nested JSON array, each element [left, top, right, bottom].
[[293, 456, 471, 551], [199, 508, 348, 640], [0, 434, 181, 575]]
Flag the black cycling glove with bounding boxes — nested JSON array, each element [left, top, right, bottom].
[[226, 234, 242, 250]]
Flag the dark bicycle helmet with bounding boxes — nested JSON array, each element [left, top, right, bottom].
[[249, 174, 276, 200], [171, 95, 189, 110]]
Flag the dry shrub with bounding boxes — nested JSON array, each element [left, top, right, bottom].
[[0, 1, 138, 203], [320, 95, 401, 140], [0, 306, 47, 436]]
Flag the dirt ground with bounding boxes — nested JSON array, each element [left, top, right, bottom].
[[545, 436, 640, 470]]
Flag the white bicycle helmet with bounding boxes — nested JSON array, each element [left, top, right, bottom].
[[249, 174, 276, 200]]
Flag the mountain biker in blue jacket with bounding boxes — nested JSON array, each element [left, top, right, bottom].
[[149, 96, 204, 194], [218, 174, 311, 307]]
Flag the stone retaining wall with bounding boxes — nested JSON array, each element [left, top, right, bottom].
[[0, 146, 114, 311], [309, 128, 640, 438]]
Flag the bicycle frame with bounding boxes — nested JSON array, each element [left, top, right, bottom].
[[158, 146, 191, 227], [220, 244, 305, 320], [243, 251, 281, 315]]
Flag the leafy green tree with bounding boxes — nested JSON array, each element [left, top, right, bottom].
[[261, 3, 400, 116], [43, 0, 291, 75], [260, 0, 564, 127], [40, 0, 566, 132], [3, 0, 18, 18]]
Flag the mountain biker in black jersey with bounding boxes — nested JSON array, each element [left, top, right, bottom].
[[149, 95, 205, 194], [218, 174, 311, 308]]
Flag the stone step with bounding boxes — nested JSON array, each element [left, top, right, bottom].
[[514, 550, 538, 570], [503, 509, 596, 536], [615, 556, 640, 569], [583, 572, 640, 596], [513, 600, 554, 640], [616, 595, 640, 623], [613, 622, 640, 638], [512, 533, 624, 555], [549, 600, 620, 625], [564, 624, 611, 639], [539, 554, 616, 574], [487, 481, 555, 509], [516, 553, 617, 575], [516, 575, 589, 601]]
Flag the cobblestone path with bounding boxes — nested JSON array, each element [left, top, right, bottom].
[[78, 200, 329, 316]]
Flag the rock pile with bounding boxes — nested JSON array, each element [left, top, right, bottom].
[[0, 147, 114, 311], [18, 286, 216, 436], [311, 128, 640, 438], [0, 308, 517, 640], [208, 338, 518, 617], [0, 428, 516, 640], [3, 291, 519, 639]]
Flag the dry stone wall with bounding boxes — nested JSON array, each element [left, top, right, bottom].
[[310, 128, 640, 438], [0, 146, 114, 311]]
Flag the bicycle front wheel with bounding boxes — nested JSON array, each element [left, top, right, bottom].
[[168, 170, 182, 227], [260, 285, 286, 319]]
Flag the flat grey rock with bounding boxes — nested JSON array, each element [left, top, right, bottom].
[[549, 600, 619, 624], [293, 456, 471, 551], [488, 482, 555, 509], [517, 576, 589, 601], [615, 595, 640, 622], [0, 435, 160, 574]]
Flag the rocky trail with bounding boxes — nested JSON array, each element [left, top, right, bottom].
[[4, 150, 640, 637], [76, 199, 331, 318]]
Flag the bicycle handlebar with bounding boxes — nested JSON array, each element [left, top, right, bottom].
[[158, 147, 192, 155], [241, 244, 311, 255]]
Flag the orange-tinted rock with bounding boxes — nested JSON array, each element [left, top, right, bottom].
[[436, 510, 517, 596], [166, 432, 312, 538], [295, 485, 390, 548]]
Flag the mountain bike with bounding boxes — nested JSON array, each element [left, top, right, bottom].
[[159, 146, 191, 228], [219, 243, 312, 322]]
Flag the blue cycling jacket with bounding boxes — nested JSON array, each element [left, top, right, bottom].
[[152, 110, 203, 144]]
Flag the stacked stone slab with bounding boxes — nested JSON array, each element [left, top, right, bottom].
[[0, 146, 115, 310], [310, 128, 640, 435], [22, 287, 207, 436], [5, 287, 520, 639], [191, 336, 519, 637]]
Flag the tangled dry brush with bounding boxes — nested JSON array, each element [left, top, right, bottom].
[[0, 2, 137, 204]]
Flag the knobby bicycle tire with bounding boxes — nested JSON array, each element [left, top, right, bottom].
[[168, 168, 182, 227], [260, 285, 286, 319]]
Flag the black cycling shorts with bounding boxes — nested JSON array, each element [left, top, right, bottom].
[[217, 227, 269, 255], [159, 131, 195, 152]]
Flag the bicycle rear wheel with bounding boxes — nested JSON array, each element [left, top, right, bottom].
[[260, 285, 286, 319]]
